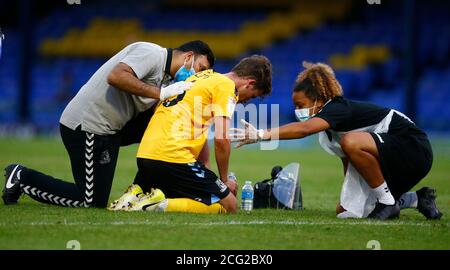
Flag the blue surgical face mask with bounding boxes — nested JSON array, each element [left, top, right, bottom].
[[174, 55, 195, 82], [295, 100, 317, 122]]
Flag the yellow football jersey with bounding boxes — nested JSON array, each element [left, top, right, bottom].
[[137, 70, 238, 163]]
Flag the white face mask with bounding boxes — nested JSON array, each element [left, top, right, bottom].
[[295, 100, 317, 122]]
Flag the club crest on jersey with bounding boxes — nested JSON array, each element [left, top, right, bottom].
[[99, 150, 111, 164]]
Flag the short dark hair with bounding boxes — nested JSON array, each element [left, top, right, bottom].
[[175, 40, 216, 68], [231, 55, 272, 96]]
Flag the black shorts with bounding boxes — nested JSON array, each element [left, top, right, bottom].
[[371, 127, 433, 199], [134, 158, 230, 205]]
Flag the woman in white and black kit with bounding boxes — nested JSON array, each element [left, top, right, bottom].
[[2, 40, 215, 208], [231, 62, 442, 220]]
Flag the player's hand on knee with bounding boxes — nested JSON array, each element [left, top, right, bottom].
[[225, 179, 238, 196]]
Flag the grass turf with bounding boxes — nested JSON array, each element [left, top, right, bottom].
[[0, 137, 449, 250]]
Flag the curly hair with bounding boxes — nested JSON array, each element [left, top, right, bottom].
[[293, 61, 343, 102]]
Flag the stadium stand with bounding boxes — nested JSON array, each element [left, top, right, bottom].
[[0, 0, 449, 131]]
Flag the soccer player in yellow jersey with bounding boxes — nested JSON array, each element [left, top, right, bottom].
[[109, 55, 272, 213]]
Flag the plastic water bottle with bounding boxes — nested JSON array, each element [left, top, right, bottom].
[[241, 181, 254, 211], [228, 172, 237, 183]]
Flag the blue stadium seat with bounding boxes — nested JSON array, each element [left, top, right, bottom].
[[2, 1, 450, 131]]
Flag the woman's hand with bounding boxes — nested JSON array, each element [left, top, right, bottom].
[[229, 119, 266, 148]]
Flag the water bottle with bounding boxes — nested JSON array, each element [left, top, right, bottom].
[[241, 181, 254, 211], [228, 172, 237, 183]]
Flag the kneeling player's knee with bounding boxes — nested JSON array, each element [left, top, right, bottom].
[[91, 194, 110, 209], [227, 202, 238, 214], [340, 133, 360, 154], [220, 194, 238, 214], [225, 201, 238, 214]]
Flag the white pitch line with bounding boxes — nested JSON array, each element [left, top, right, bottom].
[[0, 220, 445, 227]]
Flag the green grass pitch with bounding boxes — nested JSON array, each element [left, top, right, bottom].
[[0, 137, 449, 250]]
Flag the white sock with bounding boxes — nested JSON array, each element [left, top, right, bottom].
[[372, 182, 395, 205], [398, 192, 418, 209]]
